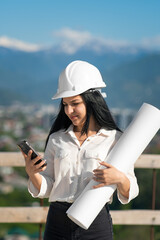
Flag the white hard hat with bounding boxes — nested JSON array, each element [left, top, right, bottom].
[[52, 60, 106, 99]]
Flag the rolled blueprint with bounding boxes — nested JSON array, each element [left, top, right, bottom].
[[67, 103, 160, 229]]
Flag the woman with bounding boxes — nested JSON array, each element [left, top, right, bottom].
[[24, 60, 139, 239]]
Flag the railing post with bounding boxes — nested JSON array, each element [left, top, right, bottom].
[[150, 169, 157, 240], [39, 199, 44, 240]]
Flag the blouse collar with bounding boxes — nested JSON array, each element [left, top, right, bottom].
[[65, 124, 116, 137]]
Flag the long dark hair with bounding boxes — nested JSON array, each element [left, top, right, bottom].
[[45, 90, 121, 148]]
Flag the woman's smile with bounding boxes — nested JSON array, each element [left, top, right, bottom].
[[70, 115, 78, 120]]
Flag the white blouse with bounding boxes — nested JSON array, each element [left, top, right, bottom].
[[28, 125, 139, 204]]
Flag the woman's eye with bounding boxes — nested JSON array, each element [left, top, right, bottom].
[[72, 103, 79, 106], [63, 102, 80, 107]]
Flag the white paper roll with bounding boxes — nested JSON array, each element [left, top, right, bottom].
[[67, 103, 160, 229]]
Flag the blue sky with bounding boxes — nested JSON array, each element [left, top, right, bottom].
[[0, 0, 160, 51]]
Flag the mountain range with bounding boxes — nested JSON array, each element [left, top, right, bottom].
[[0, 44, 160, 110]]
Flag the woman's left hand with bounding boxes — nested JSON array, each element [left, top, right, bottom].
[[93, 161, 130, 199], [93, 161, 124, 188]]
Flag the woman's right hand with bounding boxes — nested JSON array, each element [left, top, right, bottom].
[[22, 150, 47, 177], [21, 150, 47, 192]]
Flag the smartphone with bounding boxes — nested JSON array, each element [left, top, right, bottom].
[[17, 140, 47, 167]]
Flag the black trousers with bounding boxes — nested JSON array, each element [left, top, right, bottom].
[[44, 201, 113, 240]]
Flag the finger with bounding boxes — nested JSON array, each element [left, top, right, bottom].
[[30, 155, 42, 165], [36, 163, 47, 172], [99, 162, 113, 168], [34, 159, 47, 169], [34, 165, 47, 173], [93, 176, 106, 183], [93, 183, 105, 189], [93, 168, 107, 175], [27, 150, 33, 158], [93, 168, 103, 174], [93, 163, 110, 173], [93, 173, 105, 178], [37, 159, 47, 169], [39, 165, 47, 172], [24, 150, 33, 163]]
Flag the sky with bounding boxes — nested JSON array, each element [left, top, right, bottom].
[[0, 0, 160, 52]]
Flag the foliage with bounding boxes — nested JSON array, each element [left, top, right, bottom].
[[113, 226, 152, 240], [0, 223, 45, 238]]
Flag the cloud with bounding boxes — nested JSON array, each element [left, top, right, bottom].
[[0, 36, 42, 52], [1, 29, 160, 54], [140, 35, 160, 49], [53, 28, 92, 54], [53, 28, 131, 54], [53, 28, 160, 54]]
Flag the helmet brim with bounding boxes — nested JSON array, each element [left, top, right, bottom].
[[52, 86, 106, 100]]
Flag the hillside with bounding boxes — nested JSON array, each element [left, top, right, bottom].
[[106, 53, 160, 109], [0, 46, 160, 109]]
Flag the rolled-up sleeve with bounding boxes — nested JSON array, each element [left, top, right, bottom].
[[117, 166, 139, 204], [28, 136, 55, 198]]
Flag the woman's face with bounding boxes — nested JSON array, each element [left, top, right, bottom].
[[63, 95, 87, 129]]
